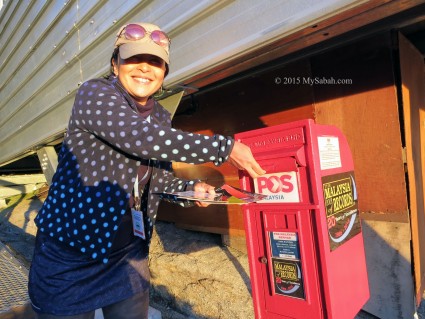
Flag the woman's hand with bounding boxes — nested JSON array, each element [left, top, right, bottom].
[[193, 182, 216, 207], [228, 141, 266, 178]]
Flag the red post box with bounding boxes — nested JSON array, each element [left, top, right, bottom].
[[235, 119, 369, 319]]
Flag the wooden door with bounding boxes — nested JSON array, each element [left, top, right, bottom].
[[399, 32, 425, 304]]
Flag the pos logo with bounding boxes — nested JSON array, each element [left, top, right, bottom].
[[254, 171, 300, 203]]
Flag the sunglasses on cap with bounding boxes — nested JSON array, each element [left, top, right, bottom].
[[117, 24, 170, 48]]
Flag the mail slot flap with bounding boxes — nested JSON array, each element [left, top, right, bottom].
[[236, 126, 306, 167], [258, 156, 298, 173]]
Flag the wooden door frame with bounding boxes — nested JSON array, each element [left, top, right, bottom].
[[398, 32, 425, 305]]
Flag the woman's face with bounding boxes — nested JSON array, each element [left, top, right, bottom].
[[113, 54, 166, 105]]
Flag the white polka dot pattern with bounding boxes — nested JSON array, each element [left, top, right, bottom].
[[34, 77, 235, 263]]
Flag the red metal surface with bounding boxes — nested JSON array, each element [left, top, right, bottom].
[[236, 119, 369, 319]]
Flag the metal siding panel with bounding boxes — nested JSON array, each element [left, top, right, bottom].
[[164, 0, 368, 86], [0, 0, 41, 63], [0, 0, 367, 165], [0, 0, 27, 49], [76, 0, 152, 80], [0, 46, 81, 144], [0, 1, 102, 108], [0, 0, 149, 164], [0, 0, 15, 34], [0, 94, 75, 165], [0, 1, 74, 123]]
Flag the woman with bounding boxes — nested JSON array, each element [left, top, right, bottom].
[[28, 22, 265, 319]]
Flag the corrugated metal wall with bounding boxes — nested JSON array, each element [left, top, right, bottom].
[[0, 0, 365, 166]]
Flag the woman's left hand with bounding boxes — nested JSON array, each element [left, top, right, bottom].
[[193, 181, 216, 207]]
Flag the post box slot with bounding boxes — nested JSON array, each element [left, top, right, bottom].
[[253, 145, 307, 168]]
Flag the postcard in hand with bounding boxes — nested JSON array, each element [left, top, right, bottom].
[[163, 184, 267, 205]]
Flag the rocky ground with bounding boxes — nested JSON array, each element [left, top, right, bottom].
[[0, 190, 422, 318], [0, 191, 254, 318]]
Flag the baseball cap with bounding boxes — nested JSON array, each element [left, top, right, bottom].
[[114, 22, 170, 64]]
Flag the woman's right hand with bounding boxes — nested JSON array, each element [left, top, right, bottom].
[[227, 141, 266, 178]]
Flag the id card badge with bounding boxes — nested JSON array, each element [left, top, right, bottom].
[[131, 208, 146, 239]]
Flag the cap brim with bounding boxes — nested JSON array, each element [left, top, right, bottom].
[[118, 42, 169, 64]]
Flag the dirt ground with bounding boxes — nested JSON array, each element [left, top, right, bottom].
[[0, 191, 423, 319]]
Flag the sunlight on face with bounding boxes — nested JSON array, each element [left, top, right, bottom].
[[114, 54, 166, 105]]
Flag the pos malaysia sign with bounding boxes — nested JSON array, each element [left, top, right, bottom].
[[254, 171, 300, 203]]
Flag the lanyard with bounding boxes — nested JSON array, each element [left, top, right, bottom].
[[134, 159, 151, 211], [133, 115, 151, 211], [134, 175, 140, 211]]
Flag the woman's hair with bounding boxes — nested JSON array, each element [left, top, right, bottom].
[[109, 47, 120, 76], [108, 47, 169, 77]]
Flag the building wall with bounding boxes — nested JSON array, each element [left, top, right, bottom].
[[162, 33, 407, 229], [159, 32, 415, 318]]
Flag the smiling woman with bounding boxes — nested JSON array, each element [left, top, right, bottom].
[[27, 21, 265, 319], [112, 23, 169, 105], [113, 54, 166, 105]]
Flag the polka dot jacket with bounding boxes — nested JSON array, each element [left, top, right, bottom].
[[35, 76, 235, 263]]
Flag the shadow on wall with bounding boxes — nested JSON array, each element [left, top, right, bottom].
[[361, 220, 417, 319]]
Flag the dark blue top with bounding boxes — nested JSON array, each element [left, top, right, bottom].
[[34, 76, 234, 263]]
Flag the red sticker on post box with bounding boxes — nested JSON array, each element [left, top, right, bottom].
[[254, 171, 300, 203]]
